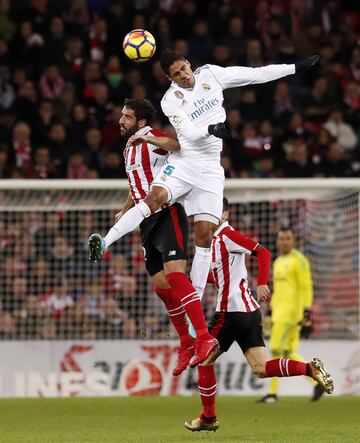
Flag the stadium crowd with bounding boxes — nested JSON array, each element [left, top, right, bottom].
[[0, 0, 359, 180], [0, 0, 359, 340]]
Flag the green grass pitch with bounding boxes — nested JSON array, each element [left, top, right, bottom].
[[0, 396, 359, 443]]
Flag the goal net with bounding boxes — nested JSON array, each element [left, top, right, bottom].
[[0, 179, 358, 341]]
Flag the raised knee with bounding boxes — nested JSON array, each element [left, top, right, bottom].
[[145, 188, 167, 213]]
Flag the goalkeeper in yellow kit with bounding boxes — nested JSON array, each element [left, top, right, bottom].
[[259, 227, 328, 402]]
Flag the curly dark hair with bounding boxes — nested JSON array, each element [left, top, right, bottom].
[[123, 98, 156, 125]]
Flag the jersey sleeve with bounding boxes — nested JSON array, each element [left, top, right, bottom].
[[295, 255, 313, 311], [223, 228, 258, 254], [161, 98, 209, 142], [207, 63, 295, 90]]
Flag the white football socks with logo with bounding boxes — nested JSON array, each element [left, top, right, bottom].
[[104, 201, 151, 248], [190, 246, 212, 299]]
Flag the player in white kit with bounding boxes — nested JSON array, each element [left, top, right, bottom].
[[101, 51, 320, 302]]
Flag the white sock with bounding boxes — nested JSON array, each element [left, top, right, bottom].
[[190, 246, 211, 299], [104, 201, 151, 248]]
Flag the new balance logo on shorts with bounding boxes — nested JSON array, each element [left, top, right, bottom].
[[168, 250, 177, 256]]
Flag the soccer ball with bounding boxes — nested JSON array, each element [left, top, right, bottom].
[[123, 29, 156, 62]]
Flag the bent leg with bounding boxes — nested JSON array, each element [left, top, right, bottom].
[[104, 187, 168, 248]]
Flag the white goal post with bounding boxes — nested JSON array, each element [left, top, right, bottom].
[[0, 178, 358, 342]]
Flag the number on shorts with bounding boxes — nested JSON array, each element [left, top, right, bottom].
[[163, 165, 175, 176]]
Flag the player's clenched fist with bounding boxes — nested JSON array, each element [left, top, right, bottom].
[[257, 284, 270, 302]]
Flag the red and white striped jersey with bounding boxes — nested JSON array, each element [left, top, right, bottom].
[[211, 222, 260, 313], [124, 126, 169, 203]]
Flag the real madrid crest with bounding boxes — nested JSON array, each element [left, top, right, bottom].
[[174, 91, 184, 99], [202, 83, 210, 91]]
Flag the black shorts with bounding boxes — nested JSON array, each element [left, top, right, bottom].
[[208, 310, 265, 354], [140, 202, 188, 276]]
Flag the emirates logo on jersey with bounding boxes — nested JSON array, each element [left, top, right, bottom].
[[174, 91, 184, 99]]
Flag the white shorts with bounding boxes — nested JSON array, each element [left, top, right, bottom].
[[151, 159, 224, 222]]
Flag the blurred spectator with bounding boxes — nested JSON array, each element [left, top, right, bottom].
[[188, 20, 214, 65], [45, 16, 66, 63], [39, 65, 65, 100], [24, 145, 55, 179], [39, 276, 74, 319], [84, 127, 105, 170], [321, 142, 352, 177], [47, 122, 70, 173], [48, 235, 75, 275], [0, 0, 15, 41], [68, 103, 91, 146], [0, 75, 15, 110], [11, 122, 32, 172], [283, 138, 315, 177], [29, 258, 51, 296], [67, 150, 88, 179], [0, 143, 11, 177], [96, 297, 126, 338], [324, 109, 357, 152], [100, 150, 126, 178], [227, 16, 245, 63]]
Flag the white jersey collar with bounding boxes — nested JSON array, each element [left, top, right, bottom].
[[214, 221, 229, 237], [135, 125, 152, 136]]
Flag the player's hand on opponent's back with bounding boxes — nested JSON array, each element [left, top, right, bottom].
[[126, 134, 147, 148], [256, 285, 270, 302]]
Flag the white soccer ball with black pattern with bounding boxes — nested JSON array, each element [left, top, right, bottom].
[[123, 29, 156, 62]]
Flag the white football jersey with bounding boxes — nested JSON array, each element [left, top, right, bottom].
[[161, 63, 295, 161], [211, 221, 260, 313]]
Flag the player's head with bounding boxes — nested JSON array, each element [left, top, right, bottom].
[[220, 197, 230, 224], [119, 98, 155, 138], [276, 227, 295, 254], [160, 50, 195, 89]]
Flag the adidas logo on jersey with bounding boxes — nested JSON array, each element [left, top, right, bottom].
[[168, 250, 176, 256]]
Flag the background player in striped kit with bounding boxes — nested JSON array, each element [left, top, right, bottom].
[[185, 198, 334, 432], [88, 99, 218, 372]]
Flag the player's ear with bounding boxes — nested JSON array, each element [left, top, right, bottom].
[[138, 118, 147, 129]]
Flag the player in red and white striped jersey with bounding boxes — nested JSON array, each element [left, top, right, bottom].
[[185, 198, 333, 432], [123, 125, 169, 205], [88, 99, 218, 373]]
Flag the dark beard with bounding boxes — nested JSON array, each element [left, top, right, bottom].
[[121, 126, 138, 141]]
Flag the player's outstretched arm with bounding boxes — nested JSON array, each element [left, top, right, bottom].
[[127, 134, 180, 151], [207, 56, 320, 89]]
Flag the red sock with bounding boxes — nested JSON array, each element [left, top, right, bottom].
[[167, 272, 211, 340], [265, 358, 308, 377], [155, 287, 193, 347], [198, 365, 217, 418]]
